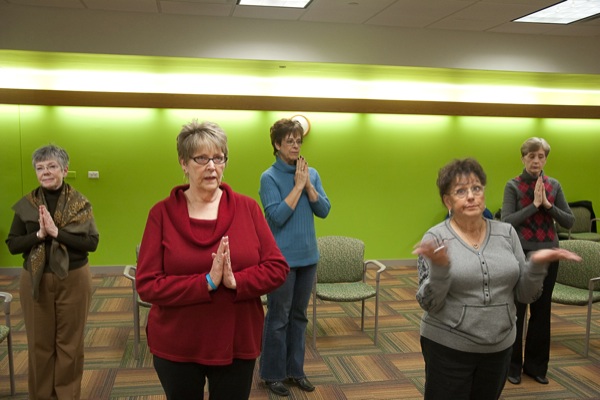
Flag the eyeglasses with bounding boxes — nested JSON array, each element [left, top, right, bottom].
[[451, 185, 485, 198], [35, 164, 61, 173], [283, 138, 303, 147], [191, 155, 228, 165]]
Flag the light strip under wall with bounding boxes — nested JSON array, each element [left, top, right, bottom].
[[514, 0, 600, 24]]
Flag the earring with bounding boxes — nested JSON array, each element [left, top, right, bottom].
[[448, 209, 452, 218]]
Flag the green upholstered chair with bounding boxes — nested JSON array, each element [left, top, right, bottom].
[[0, 291, 15, 395], [123, 244, 151, 360], [312, 236, 386, 347], [552, 240, 600, 357], [556, 206, 600, 242]]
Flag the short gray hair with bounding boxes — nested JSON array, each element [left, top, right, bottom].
[[520, 137, 551, 157], [32, 144, 69, 169], [176, 120, 228, 162]]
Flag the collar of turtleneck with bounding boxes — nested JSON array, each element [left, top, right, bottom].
[[273, 156, 296, 173], [519, 168, 545, 183]]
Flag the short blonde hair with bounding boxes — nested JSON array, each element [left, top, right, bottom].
[[520, 137, 550, 157], [176, 120, 228, 162]]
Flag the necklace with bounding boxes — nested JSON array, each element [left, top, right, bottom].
[[451, 218, 486, 249]]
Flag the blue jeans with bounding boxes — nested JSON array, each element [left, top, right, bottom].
[[259, 264, 317, 382]]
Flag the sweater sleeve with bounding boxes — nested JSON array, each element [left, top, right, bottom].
[[501, 180, 538, 227], [548, 181, 575, 230], [136, 203, 213, 307], [232, 199, 289, 301], [5, 213, 40, 255], [415, 232, 451, 313], [308, 169, 331, 219], [510, 226, 548, 303], [259, 171, 294, 228]]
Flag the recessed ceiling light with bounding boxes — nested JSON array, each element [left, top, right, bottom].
[[514, 0, 600, 24], [237, 0, 312, 8]]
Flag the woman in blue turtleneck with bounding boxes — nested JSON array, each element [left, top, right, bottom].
[[259, 118, 331, 397]]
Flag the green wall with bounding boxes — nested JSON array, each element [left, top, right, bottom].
[[2, 104, 599, 268]]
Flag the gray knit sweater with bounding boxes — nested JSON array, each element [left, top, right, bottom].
[[416, 219, 548, 353]]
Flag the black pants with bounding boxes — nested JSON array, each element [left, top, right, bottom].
[[421, 336, 511, 400], [510, 260, 559, 377], [153, 355, 256, 400]]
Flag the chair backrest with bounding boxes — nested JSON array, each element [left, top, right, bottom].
[[557, 240, 600, 289], [0, 292, 12, 342], [316, 236, 365, 284], [570, 207, 593, 234]]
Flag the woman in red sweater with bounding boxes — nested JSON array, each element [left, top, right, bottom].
[[136, 120, 289, 400]]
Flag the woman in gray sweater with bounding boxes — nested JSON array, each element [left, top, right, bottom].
[[413, 158, 580, 400]]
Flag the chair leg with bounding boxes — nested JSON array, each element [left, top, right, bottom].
[[360, 299, 366, 332], [312, 289, 317, 348], [585, 290, 594, 357], [133, 301, 140, 360], [7, 331, 15, 395], [374, 293, 380, 346]]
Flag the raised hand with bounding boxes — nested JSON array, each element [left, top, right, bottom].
[[530, 248, 582, 264], [412, 240, 450, 267]]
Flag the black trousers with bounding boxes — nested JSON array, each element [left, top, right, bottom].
[[153, 355, 256, 400], [421, 336, 511, 400], [510, 260, 559, 377]]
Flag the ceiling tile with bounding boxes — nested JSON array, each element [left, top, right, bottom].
[[160, 0, 233, 16], [83, 0, 159, 13]]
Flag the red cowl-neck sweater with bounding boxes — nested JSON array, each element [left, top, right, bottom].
[[136, 183, 289, 365]]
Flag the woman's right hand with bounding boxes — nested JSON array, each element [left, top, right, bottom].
[[412, 240, 450, 267]]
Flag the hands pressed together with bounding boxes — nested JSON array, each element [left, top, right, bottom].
[[294, 156, 313, 191], [37, 205, 58, 240], [533, 176, 552, 209], [207, 236, 237, 291]]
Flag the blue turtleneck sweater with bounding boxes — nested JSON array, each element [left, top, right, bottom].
[[259, 156, 331, 267]]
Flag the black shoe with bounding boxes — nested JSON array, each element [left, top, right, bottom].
[[524, 370, 549, 384], [507, 374, 521, 385], [290, 377, 315, 392], [266, 381, 289, 396]]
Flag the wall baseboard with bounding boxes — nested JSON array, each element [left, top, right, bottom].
[[0, 259, 417, 277]]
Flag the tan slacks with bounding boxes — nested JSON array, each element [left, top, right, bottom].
[[20, 265, 92, 400]]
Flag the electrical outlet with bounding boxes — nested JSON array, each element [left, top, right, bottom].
[[67, 171, 76, 179], [88, 171, 100, 179]]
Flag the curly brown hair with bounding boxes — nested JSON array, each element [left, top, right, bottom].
[[436, 158, 487, 205], [269, 118, 304, 156]]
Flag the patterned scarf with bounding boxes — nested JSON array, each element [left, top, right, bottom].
[[12, 184, 98, 300], [515, 170, 555, 243]]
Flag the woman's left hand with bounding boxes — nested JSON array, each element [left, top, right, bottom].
[[221, 245, 236, 289], [530, 248, 582, 264]]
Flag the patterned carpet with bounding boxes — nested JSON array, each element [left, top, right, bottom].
[[1, 266, 600, 399]]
